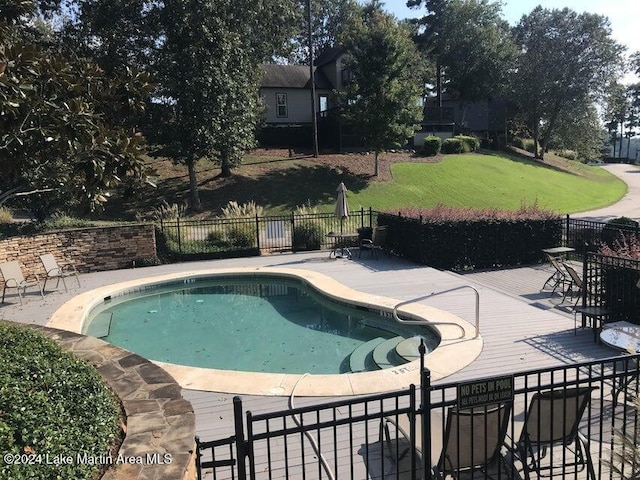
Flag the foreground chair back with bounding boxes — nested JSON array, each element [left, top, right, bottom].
[[0, 261, 44, 304], [382, 403, 512, 479], [512, 386, 597, 480], [435, 403, 512, 479], [40, 254, 81, 292]]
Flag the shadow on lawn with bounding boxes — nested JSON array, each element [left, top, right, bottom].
[[196, 164, 370, 213]]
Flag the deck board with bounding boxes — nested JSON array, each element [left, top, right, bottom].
[[3, 250, 624, 479]]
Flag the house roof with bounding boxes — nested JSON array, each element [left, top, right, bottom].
[[314, 47, 343, 67], [260, 64, 333, 90]]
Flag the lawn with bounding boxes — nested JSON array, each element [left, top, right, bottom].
[[111, 150, 627, 218], [347, 153, 626, 214]]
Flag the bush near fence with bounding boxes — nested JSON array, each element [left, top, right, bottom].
[[378, 208, 562, 270]]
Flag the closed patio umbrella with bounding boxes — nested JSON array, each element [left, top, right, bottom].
[[335, 182, 349, 233]]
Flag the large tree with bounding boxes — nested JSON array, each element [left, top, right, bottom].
[[287, 0, 360, 64], [510, 7, 624, 160], [409, 0, 515, 116], [69, 0, 299, 211], [340, 5, 424, 176], [0, 0, 154, 218]]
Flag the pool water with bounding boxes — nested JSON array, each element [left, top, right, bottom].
[[84, 276, 437, 374]]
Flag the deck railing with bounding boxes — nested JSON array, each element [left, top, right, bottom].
[[196, 354, 640, 480]]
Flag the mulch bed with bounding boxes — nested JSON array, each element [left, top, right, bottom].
[[252, 148, 443, 182]]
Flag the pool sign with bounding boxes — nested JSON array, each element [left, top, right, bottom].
[[457, 375, 514, 409]]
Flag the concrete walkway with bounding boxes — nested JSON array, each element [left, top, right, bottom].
[[572, 163, 640, 222]]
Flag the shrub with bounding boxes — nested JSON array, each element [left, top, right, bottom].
[[602, 217, 640, 249], [0, 322, 122, 480], [292, 222, 324, 251], [379, 205, 562, 270], [510, 136, 525, 149], [455, 135, 480, 153], [221, 201, 263, 249], [557, 149, 578, 161], [441, 137, 463, 154], [39, 213, 94, 231], [221, 200, 263, 218], [292, 205, 324, 251], [152, 200, 187, 221], [523, 138, 536, 154], [421, 136, 441, 156]]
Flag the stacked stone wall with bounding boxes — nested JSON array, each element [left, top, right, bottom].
[[0, 224, 157, 279]]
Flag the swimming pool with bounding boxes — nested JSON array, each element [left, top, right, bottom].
[[48, 267, 483, 396], [83, 276, 440, 375]]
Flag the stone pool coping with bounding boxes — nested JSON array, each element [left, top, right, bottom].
[[48, 267, 483, 397], [27, 325, 196, 480]]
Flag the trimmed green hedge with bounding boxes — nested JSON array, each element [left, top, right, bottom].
[[379, 210, 563, 270], [441, 137, 463, 154], [455, 135, 480, 153], [0, 323, 122, 480], [421, 136, 441, 156]]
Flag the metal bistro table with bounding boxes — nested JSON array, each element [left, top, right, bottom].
[[600, 322, 640, 407], [327, 232, 359, 259]]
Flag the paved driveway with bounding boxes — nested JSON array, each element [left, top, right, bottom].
[[572, 163, 640, 222]]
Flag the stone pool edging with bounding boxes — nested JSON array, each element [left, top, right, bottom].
[[48, 267, 483, 397], [27, 325, 196, 480]]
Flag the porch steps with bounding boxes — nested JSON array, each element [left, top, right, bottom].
[[349, 337, 385, 372], [372, 336, 407, 369]]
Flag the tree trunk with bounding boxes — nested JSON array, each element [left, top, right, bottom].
[[619, 121, 624, 159], [374, 150, 379, 176], [533, 122, 540, 159], [187, 159, 202, 212], [221, 161, 232, 177]]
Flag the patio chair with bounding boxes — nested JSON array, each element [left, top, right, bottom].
[[359, 226, 388, 259], [382, 403, 512, 479], [563, 263, 584, 306], [0, 261, 44, 304], [541, 254, 571, 297], [39, 253, 81, 292], [508, 386, 597, 480]]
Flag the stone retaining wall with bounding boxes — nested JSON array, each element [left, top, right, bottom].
[[32, 325, 196, 480], [0, 224, 157, 277]]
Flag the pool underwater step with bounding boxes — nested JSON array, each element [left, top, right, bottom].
[[372, 336, 407, 369], [395, 336, 424, 363], [348, 338, 385, 372]]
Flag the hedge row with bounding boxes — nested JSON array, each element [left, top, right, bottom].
[[0, 323, 122, 480], [378, 210, 563, 270], [421, 135, 480, 156]]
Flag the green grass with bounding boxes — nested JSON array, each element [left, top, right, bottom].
[[347, 153, 627, 214]]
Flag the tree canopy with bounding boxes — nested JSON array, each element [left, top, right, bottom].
[[510, 7, 624, 160], [69, 0, 299, 211], [341, 5, 424, 176], [0, 0, 154, 218]]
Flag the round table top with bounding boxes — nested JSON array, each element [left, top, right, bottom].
[[600, 325, 640, 353]]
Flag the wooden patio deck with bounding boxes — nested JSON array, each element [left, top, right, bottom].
[[182, 253, 624, 480]]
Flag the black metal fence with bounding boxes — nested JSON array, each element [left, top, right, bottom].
[[196, 355, 640, 480], [566, 217, 640, 257], [583, 252, 640, 324], [156, 208, 376, 260]]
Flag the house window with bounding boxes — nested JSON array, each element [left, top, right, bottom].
[[276, 93, 287, 118], [319, 94, 329, 116], [341, 68, 354, 85]]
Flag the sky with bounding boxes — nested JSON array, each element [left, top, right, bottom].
[[382, 0, 640, 81]]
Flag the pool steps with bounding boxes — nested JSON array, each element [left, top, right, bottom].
[[372, 337, 406, 369], [348, 337, 384, 372], [349, 335, 423, 372]]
